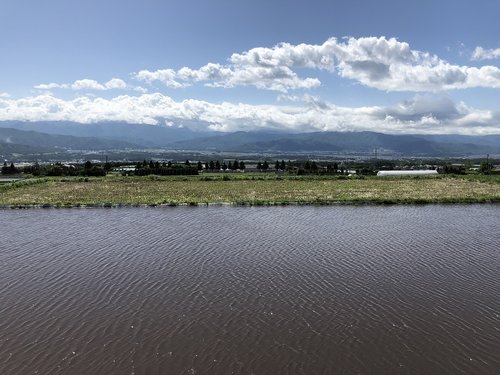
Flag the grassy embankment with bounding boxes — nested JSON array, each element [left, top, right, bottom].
[[0, 174, 499, 207]]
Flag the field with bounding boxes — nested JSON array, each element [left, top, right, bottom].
[[1, 174, 499, 207]]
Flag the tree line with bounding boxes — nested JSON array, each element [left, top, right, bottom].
[[2, 162, 18, 175], [2, 157, 497, 177], [134, 160, 199, 176], [203, 160, 246, 171], [20, 161, 107, 176]]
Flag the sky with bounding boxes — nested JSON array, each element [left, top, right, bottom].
[[0, 0, 499, 135]]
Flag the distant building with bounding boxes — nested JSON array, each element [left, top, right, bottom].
[[377, 170, 438, 176]]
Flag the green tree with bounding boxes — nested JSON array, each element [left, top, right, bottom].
[[275, 160, 280, 170], [257, 161, 262, 170], [280, 160, 286, 170], [262, 160, 269, 170], [239, 161, 245, 170], [479, 160, 493, 175], [209, 160, 215, 171], [10, 163, 18, 174], [197, 161, 203, 171], [215, 160, 221, 170], [32, 161, 41, 176]]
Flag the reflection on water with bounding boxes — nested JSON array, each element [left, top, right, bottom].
[[0, 205, 499, 374]]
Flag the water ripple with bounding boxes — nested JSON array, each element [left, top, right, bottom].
[[0, 205, 499, 374]]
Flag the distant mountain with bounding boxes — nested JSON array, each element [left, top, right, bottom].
[[0, 127, 140, 151], [168, 131, 287, 151], [0, 141, 55, 156], [0, 121, 203, 147], [170, 131, 500, 156], [1, 121, 499, 157], [418, 134, 500, 148]]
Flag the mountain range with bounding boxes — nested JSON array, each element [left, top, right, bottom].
[[0, 121, 198, 147], [1, 121, 499, 158]]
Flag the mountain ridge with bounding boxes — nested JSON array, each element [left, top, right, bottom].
[[0, 127, 139, 151], [1, 121, 499, 157], [169, 130, 500, 156]]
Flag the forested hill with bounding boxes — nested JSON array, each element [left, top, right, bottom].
[[0, 127, 139, 151], [0, 121, 200, 147], [169, 131, 500, 156]]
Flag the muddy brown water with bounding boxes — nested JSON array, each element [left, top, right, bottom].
[[1, 205, 499, 374]]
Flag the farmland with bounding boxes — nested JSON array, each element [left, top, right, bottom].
[[1, 174, 499, 207]]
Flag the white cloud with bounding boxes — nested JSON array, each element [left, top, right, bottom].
[[378, 96, 462, 122], [34, 78, 129, 91], [226, 66, 320, 91], [133, 86, 148, 93], [232, 37, 500, 91], [134, 37, 500, 92], [133, 69, 186, 88], [0, 93, 498, 135], [471, 46, 500, 61], [0, 93, 10, 98], [134, 63, 319, 92], [34, 83, 66, 90], [104, 78, 127, 89], [177, 63, 233, 82], [71, 79, 106, 90]]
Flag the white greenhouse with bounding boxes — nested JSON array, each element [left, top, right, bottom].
[[377, 170, 439, 176]]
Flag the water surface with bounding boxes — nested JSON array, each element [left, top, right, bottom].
[[1, 205, 499, 374]]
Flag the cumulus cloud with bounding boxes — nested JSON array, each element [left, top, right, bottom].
[[26, 38, 500, 102], [132, 37, 500, 92], [376, 95, 462, 122], [0, 93, 498, 135], [71, 79, 107, 90], [471, 46, 500, 61], [33, 83, 64, 90], [134, 63, 320, 92], [133, 69, 187, 88], [177, 63, 233, 82], [0, 93, 10, 98], [34, 78, 129, 91], [231, 37, 500, 91], [104, 78, 127, 89]]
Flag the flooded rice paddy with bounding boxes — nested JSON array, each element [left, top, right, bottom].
[[0, 205, 499, 374]]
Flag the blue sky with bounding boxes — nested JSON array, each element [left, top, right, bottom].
[[0, 0, 499, 134]]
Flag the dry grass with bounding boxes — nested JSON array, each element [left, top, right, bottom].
[[1, 175, 499, 206]]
